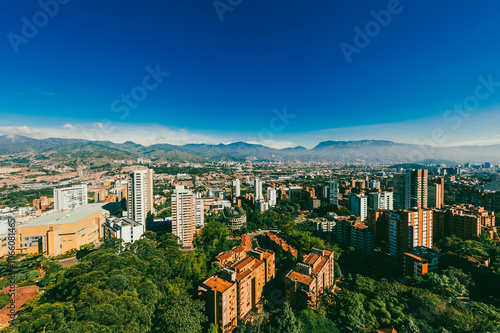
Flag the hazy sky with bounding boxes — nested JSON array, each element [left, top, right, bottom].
[[1, 0, 500, 148]]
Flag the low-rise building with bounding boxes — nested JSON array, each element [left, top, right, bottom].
[[404, 246, 443, 277], [103, 216, 144, 243]]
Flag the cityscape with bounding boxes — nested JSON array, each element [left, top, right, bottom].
[[1, 1, 500, 333]]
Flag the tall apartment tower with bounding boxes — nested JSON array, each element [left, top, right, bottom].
[[368, 191, 393, 210], [254, 178, 263, 201], [428, 177, 445, 209], [54, 184, 88, 211], [389, 209, 433, 258], [194, 192, 205, 228], [328, 181, 339, 205], [232, 179, 241, 199], [267, 187, 277, 207], [172, 186, 204, 247], [348, 193, 368, 221], [394, 169, 428, 210], [127, 169, 153, 231]]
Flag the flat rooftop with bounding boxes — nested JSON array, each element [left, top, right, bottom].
[[19, 203, 106, 227], [203, 276, 235, 293]]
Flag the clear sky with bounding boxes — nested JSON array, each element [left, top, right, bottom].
[[1, 0, 500, 148]]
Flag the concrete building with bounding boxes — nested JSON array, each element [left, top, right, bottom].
[[348, 193, 368, 221], [368, 191, 393, 211], [222, 207, 247, 231], [127, 169, 153, 230], [288, 186, 302, 202], [369, 180, 381, 190], [14, 203, 107, 256], [404, 246, 443, 277], [284, 248, 335, 309], [267, 187, 277, 207], [103, 216, 144, 243], [232, 179, 241, 199], [54, 184, 88, 211], [334, 216, 374, 255], [394, 169, 428, 210], [195, 193, 205, 228], [433, 204, 496, 241], [428, 177, 445, 209], [172, 185, 203, 248], [389, 209, 433, 258], [254, 178, 263, 201], [328, 181, 339, 205]]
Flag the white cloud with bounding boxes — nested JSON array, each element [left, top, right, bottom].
[[0, 126, 47, 139]]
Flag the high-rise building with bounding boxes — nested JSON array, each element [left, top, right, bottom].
[[389, 209, 433, 258], [127, 169, 153, 231], [232, 179, 241, 199], [254, 178, 263, 201], [368, 191, 393, 210], [369, 180, 381, 190], [267, 187, 277, 207], [171, 185, 199, 247], [54, 184, 88, 211], [327, 181, 339, 205], [288, 186, 302, 202], [428, 177, 445, 209], [195, 193, 205, 228], [433, 204, 496, 241], [348, 193, 368, 221], [394, 169, 428, 210], [315, 184, 329, 202], [334, 217, 374, 255]]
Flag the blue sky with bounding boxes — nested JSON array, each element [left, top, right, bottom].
[[1, 0, 500, 148]]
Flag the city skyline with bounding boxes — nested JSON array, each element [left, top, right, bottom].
[[2, 1, 500, 148]]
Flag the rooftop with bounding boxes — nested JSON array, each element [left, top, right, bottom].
[[287, 270, 314, 285], [203, 276, 235, 293], [18, 203, 106, 227]]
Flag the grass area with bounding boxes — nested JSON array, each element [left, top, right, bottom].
[[0, 293, 10, 309]]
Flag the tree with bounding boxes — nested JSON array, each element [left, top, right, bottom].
[[150, 287, 207, 333], [263, 302, 302, 333]]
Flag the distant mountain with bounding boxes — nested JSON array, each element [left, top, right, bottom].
[[0, 136, 499, 164]]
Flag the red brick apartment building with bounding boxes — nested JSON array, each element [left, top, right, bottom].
[[284, 247, 335, 308]]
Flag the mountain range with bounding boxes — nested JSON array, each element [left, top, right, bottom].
[[0, 135, 499, 164]]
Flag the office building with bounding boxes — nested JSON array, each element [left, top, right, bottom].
[[428, 177, 445, 209], [54, 184, 88, 211], [433, 204, 496, 241], [127, 169, 153, 230], [288, 186, 302, 202], [394, 169, 428, 210], [368, 191, 393, 210], [328, 181, 339, 205], [389, 209, 433, 258], [404, 246, 443, 277], [103, 216, 144, 243], [172, 185, 203, 248], [284, 248, 335, 309], [348, 193, 368, 221]]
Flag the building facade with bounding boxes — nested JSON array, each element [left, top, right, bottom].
[[127, 169, 153, 230], [389, 209, 433, 258], [172, 185, 203, 248], [103, 216, 144, 243], [54, 184, 88, 211], [394, 169, 428, 210]]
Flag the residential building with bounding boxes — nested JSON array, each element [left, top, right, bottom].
[[232, 179, 241, 199], [393, 169, 428, 210], [428, 177, 445, 209], [284, 248, 335, 308], [348, 193, 368, 221], [103, 216, 144, 243], [127, 169, 153, 230], [195, 193, 205, 228], [369, 180, 381, 190], [334, 216, 374, 255], [172, 185, 202, 247], [404, 246, 443, 277], [433, 204, 496, 241], [308, 197, 321, 210], [267, 232, 298, 258], [54, 184, 88, 211], [389, 209, 433, 258], [254, 178, 263, 201], [367, 209, 390, 244], [368, 191, 393, 210], [267, 187, 277, 207]]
